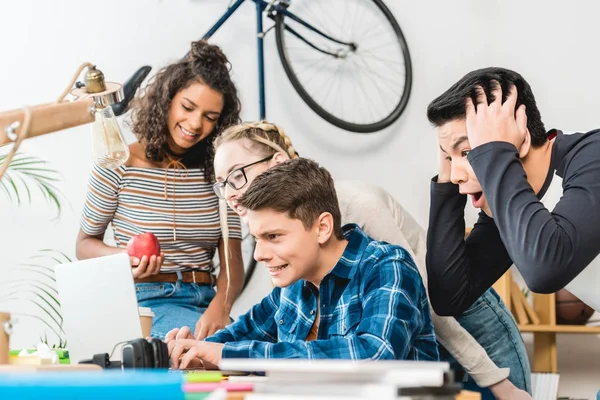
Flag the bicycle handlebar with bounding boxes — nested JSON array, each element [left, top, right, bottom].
[[110, 66, 152, 116]]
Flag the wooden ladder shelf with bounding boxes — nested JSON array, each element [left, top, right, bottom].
[[492, 271, 600, 373]]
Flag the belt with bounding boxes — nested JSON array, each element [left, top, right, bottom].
[[134, 270, 215, 285]]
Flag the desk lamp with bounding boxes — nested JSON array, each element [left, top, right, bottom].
[[0, 62, 150, 363]]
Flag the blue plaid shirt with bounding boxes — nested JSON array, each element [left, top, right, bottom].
[[206, 224, 439, 361]]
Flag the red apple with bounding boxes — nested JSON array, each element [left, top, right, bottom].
[[127, 232, 161, 260]]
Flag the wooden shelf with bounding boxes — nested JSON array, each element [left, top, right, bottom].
[[518, 324, 600, 334]]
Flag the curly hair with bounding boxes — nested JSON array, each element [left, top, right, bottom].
[[128, 40, 241, 179]]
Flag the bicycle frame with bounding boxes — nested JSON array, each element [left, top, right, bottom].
[[202, 0, 353, 120]]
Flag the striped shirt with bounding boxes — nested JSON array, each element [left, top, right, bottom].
[[206, 225, 439, 361], [80, 164, 242, 272]]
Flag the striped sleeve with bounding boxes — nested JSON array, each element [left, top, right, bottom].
[[225, 203, 242, 240], [80, 164, 122, 236]]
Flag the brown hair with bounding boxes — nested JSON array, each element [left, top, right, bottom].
[[128, 40, 241, 178], [213, 120, 299, 160], [238, 158, 344, 240]]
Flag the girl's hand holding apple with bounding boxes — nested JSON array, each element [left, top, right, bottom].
[[127, 232, 164, 278]]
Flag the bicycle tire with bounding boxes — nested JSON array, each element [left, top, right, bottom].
[[275, 0, 412, 134]]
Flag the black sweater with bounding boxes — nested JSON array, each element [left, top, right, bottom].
[[426, 129, 600, 316]]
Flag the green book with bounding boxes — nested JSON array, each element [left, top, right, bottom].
[[184, 393, 210, 400], [183, 371, 223, 383]]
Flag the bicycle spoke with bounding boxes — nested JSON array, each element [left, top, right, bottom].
[[360, 40, 403, 54], [340, 0, 351, 42], [294, 60, 341, 98], [299, 2, 335, 39], [361, 57, 406, 85], [351, 2, 380, 43], [351, 55, 405, 90], [277, 0, 412, 131], [363, 59, 403, 112], [294, 57, 332, 79], [322, 62, 346, 119], [350, 63, 390, 118], [347, 56, 381, 122], [352, 57, 401, 112], [358, 27, 397, 43], [317, 0, 345, 41], [348, 0, 363, 43], [359, 49, 407, 66], [355, 66, 381, 123]]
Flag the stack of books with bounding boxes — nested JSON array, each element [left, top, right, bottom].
[[531, 373, 560, 400], [219, 359, 461, 400]]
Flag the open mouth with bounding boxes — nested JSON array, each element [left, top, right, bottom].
[[470, 191, 484, 208], [232, 203, 246, 216], [179, 125, 199, 139], [268, 264, 288, 273]]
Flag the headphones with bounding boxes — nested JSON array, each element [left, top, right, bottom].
[[80, 337, 170, 369], [121, 337, 170, 369]]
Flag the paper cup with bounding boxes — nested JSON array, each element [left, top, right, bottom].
[[138, 307, 154, 339]]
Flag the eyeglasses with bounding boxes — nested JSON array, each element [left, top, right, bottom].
[[213, 154, 275, 199]]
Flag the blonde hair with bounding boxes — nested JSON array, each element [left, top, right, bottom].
[[218, 198, 231, 303], [214, 121, 299, 300], [214, 120, 300, 160]]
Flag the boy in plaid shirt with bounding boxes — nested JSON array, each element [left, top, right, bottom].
[[167, 158, 439, 369]]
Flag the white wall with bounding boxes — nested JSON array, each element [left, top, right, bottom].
[[1, 0, 599, 397]]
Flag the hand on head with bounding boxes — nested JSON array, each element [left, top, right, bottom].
[[465, 82, 529, 152], [437, 147, 452, 183]]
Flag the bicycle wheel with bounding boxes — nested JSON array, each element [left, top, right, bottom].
[[275, 0, 412, 133]]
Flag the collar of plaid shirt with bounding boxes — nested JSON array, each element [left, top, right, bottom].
[[291, 224, 376, 341]]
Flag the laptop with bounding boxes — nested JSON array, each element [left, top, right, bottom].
[[55, 253, 143, 364]]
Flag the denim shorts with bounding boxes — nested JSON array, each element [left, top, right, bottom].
[[439, 288, 532, 396], [136, 280, 215, 340]]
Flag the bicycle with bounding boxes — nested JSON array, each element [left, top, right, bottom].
[[113, 0, 412, 289], [198, 0, 412, 134]]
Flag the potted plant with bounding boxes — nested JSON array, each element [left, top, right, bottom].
[[0, 151, 70, 362]]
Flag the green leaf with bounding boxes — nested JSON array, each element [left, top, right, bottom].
[[30, 251, 72, 266], [5, 292, 64, 332], [6, 159, 49, 167], [0, 179, 11, 201], [0, 281, 60, 308], [14, 265, 56, 282], [29, 298, 64, 331], [12, 312, 63, 343], [15, 174, 32, 204], [3, 289, 63, 329], [0, 152, 65, 217], [0, 294, 62, 333], [40, 183, 62, 216], [0, 279, 59, 296], [3, 249, 72, 346], [5, 174, 20, 205], [15, 263, 56, 275]]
